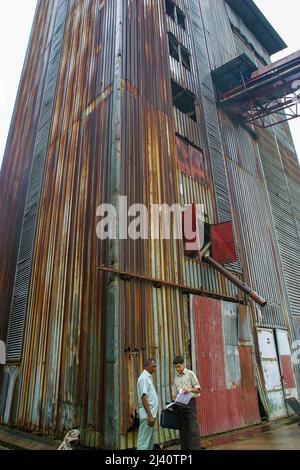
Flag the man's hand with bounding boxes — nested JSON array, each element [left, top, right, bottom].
[[141, 394, 156, 426], [183, 387, 201, 395], [148, 415, 155, 427]]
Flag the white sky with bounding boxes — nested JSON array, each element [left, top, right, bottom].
[[0, 0, 299, 171]]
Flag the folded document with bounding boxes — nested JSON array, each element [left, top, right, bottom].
[[166, 389, 199, 408]]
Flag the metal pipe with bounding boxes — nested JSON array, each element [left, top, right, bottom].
[[99, 265, 244, 305], [203, 254, 267, 307]]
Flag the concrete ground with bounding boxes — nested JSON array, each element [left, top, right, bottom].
[[0, 420, 299, 450], [213, 422, 300, 450]]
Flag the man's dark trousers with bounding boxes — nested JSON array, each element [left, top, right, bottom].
[[177, 399, 201, 450]]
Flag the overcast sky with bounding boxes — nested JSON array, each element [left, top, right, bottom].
[[0, 0, 299, 171]]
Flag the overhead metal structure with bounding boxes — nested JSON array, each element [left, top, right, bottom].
[[226, 0, 287, 55], [213, 51, 300, 128]]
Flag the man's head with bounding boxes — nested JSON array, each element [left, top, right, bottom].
[[173, 355, 185, 375], [144, 358, 157, 375]]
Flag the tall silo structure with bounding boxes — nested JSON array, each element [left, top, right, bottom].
[[0, 0, 300, 449]]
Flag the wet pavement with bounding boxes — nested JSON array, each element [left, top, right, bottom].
[[213, 423, 300, 450]]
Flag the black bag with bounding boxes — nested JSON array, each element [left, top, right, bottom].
[[286, 397, 300, 423], [160, 407, 181, 430]]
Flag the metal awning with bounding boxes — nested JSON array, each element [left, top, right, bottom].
[[213, 50, 300, 128], [226, 0, 287, 55], [212, 54, 258, 98]]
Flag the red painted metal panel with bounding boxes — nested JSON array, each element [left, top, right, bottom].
[[193, 297, 260, 436], [210, 222, 237, 265], [176, 137, 206, 185], [239, 346, 261, 425], [176, 137, 190, 176], [238, 305, 251, 344], [281, 355, 296, 389], [190, 147, 206, 185], [193, 297, 230, 435]]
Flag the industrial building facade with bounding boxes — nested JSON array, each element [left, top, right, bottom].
[[0, 0, 300, 449]]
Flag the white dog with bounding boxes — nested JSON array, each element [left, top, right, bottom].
[[58, 429, 80, 450]]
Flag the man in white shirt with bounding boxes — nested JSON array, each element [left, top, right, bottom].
[[137, 358, 158, 450], [172, 356, 201, 450]]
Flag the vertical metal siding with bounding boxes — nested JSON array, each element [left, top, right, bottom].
[[258, 130, 300, 319], [6, 0, 69, 364], [226, 3, 270, 65], [222, 302, 241, 389], [198, 0, 236, 70], [188, 0, 242, 275], [217, 88, 293, 332], [1, 0, 117, 448], [0, 0, 59, 346]]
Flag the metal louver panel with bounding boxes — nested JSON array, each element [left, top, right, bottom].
[[188, 0, 242, 273], [6, 0, 69, 363], [258, 130, 300, 319]]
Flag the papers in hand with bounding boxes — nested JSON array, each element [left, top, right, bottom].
[[166, 389, 199, 408]]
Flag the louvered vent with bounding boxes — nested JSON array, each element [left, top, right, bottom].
[[6, 0, 69, 363]]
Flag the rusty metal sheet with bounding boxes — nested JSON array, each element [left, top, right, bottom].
[[6, 0, 69, 364], [176, 137, 190, 176], [0, 0, 59, 345], [210, 222, 237, 265], [281, 356, 297, 390], [275, 329, 298, 399], [239, 346, 261, 425], [1, 0, 117, 448], [190, 146, 206, 184], [192, 296, 260, 436]]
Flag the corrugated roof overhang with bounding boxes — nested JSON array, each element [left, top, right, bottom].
[[226, 0, 287, 55]]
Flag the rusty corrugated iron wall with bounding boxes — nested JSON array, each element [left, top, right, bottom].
[[257, 124, 300, 389], [198, 0, 300, 412], [192, 296, 260, 436], [0, 0, 60, 350], [0, 0, 300, 449], [199, 0, 294, 331], [1, 0, 116, 448], [118, 0, 243, 448]]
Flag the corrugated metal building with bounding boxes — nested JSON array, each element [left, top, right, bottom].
[[0, 0, 299, 449]]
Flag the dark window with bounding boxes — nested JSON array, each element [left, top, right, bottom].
[[168, 33, 180, 62], [166, 0, 175, 21], [168, 33, 192, 72], [165, 0, 186, 31], [180, 45, 191, 71], [176, 7, 186, 30], [171, 80, 197, 122]]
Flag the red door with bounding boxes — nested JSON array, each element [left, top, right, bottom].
[[191, 296, 260, 436]]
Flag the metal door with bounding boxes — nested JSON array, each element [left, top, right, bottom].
[[192, 296, 260, 435], [275, 330, 298, 401], [257, 328, 287, 419]]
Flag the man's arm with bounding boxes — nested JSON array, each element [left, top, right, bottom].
[[183, 387, 201, 394], [183, 372, 201, 394], [141, 394, 155, 427], [171, 382, 177, 401]]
